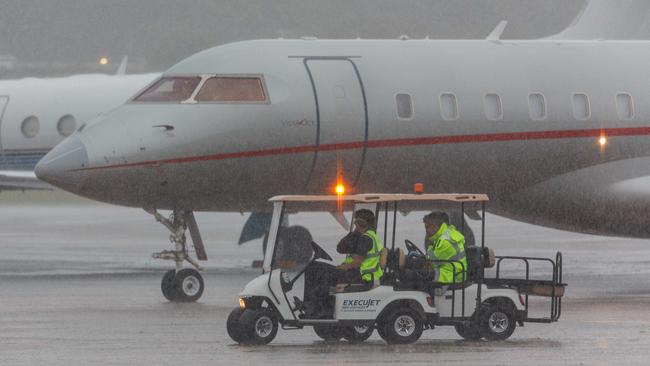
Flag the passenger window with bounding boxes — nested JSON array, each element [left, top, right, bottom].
[[195, 77, 266, 102], [21, 115, 40, 138], [616, 93, 634, 120], [572, 93, 591, 120], [484, 93, 503, 121], [133, 77, 201, 102], [440, 93, 458, 121], [528, 93, 547, 120], [57, 114, 77, 137], [396, 94, 413, 119]]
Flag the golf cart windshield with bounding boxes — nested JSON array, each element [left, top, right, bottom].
[[270, 200, 359, 276]]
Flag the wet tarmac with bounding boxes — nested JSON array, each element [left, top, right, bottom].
[[1, 192, 650, 365]]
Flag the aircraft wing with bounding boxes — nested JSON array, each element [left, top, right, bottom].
[[0, 170, 52, 190]]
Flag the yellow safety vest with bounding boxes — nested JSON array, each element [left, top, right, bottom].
[[426, 223, 467, 284], [360, 230, 384, 283]]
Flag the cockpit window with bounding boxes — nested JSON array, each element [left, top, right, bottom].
[[195, 77, 266, 102], [133, 77, 201, 102]]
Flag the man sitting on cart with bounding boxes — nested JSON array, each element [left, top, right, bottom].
[[423, 211, 467, 288], [336, 209, 384, 286], [301, 209, 384, 318]]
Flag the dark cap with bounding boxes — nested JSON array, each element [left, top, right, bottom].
[[354, 209, 375, 228], [423, 210, 449, 225]]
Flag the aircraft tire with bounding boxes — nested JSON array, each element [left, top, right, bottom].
[[161, 269, 178, 301], [172, 268, 204, 302]]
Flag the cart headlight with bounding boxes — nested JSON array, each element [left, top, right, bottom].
[[239, 297, 246, 310]]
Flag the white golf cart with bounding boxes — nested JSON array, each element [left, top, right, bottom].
[[227, 193, 566, 345]]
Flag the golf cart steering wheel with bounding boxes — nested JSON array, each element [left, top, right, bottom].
[[404, 239, 425, 256], [311, 241, 333, 261]]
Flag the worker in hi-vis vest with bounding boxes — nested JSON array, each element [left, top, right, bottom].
[[299, 209, 384, 319], [336, 209, 384, 285], [423, 211, 467, 284]]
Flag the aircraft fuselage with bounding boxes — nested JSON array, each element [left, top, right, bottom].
[[35, 39, 650, 237]]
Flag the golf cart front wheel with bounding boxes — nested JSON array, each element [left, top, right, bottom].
[[227, 307, 249, 344], [239, 309, 279, 345]]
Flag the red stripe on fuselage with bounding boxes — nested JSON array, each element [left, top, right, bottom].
[[76, 126, 650, 172]]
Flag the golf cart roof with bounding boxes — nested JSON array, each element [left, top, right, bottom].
[[269, 193, 489, 203]]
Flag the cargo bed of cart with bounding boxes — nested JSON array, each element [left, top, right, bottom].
[[482, 252, 566, 323]]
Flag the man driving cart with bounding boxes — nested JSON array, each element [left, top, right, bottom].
[[423, 210, 468, 289]]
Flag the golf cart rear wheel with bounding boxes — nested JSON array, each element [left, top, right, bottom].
[[380, 307, 423, 344], [239, 309, 279, 345], [227, 308, 249, 344], [161, 269, 177, 301], [480, 303, 516, 341], [342, 324, 373, 343], [313, 325, 343, 341], [172, 268, 204, 302]]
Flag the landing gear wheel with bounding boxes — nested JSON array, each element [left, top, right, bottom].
[[455, 321, 482, 340], [480, 303, 516, 341], [239, 309, 278, 345], [161, 269, 177, 301], [342, 324, 373, 343], [227, 308, 249, 344], [380, 307, 423, 344], [313, 325, 343, 342], [172, 268, 204, 302]]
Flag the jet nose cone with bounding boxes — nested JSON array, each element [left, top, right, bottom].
[[35, 135, 89, 191]]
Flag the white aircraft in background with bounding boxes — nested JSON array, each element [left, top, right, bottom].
[[34, 0, 650, 302], [0, 60, 157, 189]]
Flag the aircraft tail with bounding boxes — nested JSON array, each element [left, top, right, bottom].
[[547, 0, 650, 40]]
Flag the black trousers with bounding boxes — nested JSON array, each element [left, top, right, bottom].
[[303, 261, 337, 309], [303, 262, 364, 312]]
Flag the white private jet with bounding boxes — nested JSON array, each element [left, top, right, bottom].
[[35, 0, 650, 302], [0, 62, 158, 189]]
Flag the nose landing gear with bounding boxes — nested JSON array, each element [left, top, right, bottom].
[[147, 209, 207, 302]]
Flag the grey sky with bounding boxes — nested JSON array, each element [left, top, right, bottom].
[[0, 0, 583, 74]]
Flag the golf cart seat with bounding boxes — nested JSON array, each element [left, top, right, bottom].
[[335, 248, 388, 293], [465, 246, 496, 281]]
